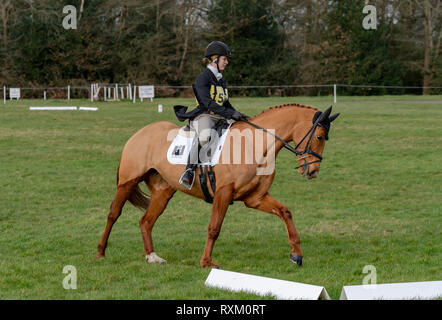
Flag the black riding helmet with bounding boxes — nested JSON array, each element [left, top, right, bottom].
[[205, 41, 232, 59]]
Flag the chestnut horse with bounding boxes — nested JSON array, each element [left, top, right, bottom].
[[96, 103, 339, 267]]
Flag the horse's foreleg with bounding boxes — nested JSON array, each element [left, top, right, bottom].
[[245, 193, 303, 266], [200, 183, 234, 268], [139, 179, 176, 264], [96, 180, 137, 258]]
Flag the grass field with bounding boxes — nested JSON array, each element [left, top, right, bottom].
[[0, 96, 441, 300]]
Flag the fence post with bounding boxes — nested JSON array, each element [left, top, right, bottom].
[[44, 90, 47, 101], [133, 86, 136, 103], [68, 85, 71, 100], [3, 86, 6, 104], [334, 84, 337, 104]]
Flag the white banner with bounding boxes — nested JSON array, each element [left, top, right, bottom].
[[10, 88, 20, 99], [138, 85, 154, 99]]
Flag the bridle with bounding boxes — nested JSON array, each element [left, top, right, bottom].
[[242, 116, 327, 173], [291, 119, 326, 171]]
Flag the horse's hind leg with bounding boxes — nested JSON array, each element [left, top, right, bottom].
[[140, 172, 176, 264], [96, 180, 137, 258]]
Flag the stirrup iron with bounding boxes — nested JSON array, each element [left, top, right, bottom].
[[179, 168, 195, 190]]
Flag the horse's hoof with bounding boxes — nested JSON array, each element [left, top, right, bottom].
[[146, 252, 167, 264], [200, 260, 220, 268], [290, 253, 303, 266]]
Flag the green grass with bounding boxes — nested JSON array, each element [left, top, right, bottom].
[[0, 96, 441, 299]]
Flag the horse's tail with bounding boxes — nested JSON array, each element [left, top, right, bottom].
[[128, 185, 151, 212], [116, 160, 151, 212]]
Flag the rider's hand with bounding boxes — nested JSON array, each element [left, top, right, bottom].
[[231, 111, 249, 121]]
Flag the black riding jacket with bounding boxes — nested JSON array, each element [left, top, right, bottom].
[[174, 68, 237, 121]]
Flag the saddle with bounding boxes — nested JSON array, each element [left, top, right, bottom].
[[169, 119, 231, 204]]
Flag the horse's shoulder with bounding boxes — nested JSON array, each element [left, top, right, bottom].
[[229, 121, 250, 131]]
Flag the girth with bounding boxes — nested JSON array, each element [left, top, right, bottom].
[[199, 165, 216, 204]]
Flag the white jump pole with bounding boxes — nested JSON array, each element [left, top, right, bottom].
[[128, 83, 132, 100], [68, 85, 71, 100], [104, 86, 107, 101], [120, 86, 124, 99], [133, 86, 136, 103], [90, 84, 93, 102], [94, 83, 100, 100], [44, 90, 47, 101], [3, 86, 6, 104], [115, 84, 119, 100], [334, 84, 337, 104]]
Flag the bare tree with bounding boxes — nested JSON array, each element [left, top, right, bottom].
[[0, 0, 13, 51], [405, 0, 442, 93]]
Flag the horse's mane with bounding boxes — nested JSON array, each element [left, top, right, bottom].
[[250, 103, 319, 120]]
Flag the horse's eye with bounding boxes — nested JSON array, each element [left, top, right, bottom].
[[317, 135, 323, 141]]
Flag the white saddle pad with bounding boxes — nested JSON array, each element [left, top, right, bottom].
[[167, 124, 231, 166]]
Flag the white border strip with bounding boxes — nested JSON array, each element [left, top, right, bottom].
[[205, 268, 330, 300], [340, 281, 442, 300], [30, 106, 77, 110], [29, 106, 99, 111]]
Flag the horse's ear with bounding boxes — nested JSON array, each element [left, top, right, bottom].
[[313, 111, 322, 124], [323, 106, 332, 119], [314, 106, 332, 124], [329, 113, 340, 123]]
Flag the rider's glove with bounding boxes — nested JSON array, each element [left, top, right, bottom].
[[231, 111, 249, 121]]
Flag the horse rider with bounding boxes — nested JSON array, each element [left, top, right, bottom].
[[178, 41, 249, 189]]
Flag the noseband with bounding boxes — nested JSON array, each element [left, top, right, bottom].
[[292, 120, 325, 171]]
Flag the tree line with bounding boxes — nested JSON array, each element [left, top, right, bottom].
[[0, 0, 441, 96]]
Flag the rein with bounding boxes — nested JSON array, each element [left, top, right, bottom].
[[241, 118, 324, 171]]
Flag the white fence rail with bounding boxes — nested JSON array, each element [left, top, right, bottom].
[[2, 84, 442, 105]]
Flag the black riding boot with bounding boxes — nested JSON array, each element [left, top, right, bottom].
[[179, 137, 199, 189]]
